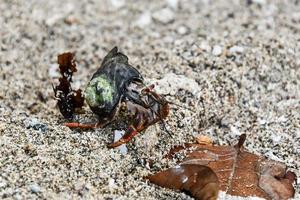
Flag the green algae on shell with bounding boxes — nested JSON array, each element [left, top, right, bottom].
[[85, 75, 116, 108]]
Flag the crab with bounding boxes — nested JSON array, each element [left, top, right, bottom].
[[55, 47, 170, 148]]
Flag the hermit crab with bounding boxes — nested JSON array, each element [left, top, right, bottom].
[[53, 47, 169, 148]]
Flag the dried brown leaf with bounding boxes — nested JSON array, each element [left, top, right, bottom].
[[53, 52, 84, 119], [165, 134, 296, 200], [147, 164, 219, 200]]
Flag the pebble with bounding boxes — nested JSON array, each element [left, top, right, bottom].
[[212, 45, 222, 56], [110, 0, 125, 9], [14, 194, 23, 200], [24, 118, 48, 132], [45, 14, 64, 26], [271, 134, 281, 143], [0, 180, 7, 188], [48, 64, 59, 78], [230, 126, 241, 136], [251, 0, 266, 5], [108, 178, 117, 189], [29, 184, 41, 193], [148, 73, 200, 96], [114, 130, 128, 155], [64, 15, 79, 25], [200, 42, 211, 52], [229, 46, 244, 54], [176, 25, 189, 35], [134, 12, 152, 28], [166, 0, 178, 10], [152, 8, 175, 24]]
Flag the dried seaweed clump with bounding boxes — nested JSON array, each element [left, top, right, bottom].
[[53, 53, 84, 119]]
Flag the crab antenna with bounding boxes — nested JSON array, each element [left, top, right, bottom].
[[151, 107, 173, 137], [145, 96, 173, 137], [161, 119, 173, 137]]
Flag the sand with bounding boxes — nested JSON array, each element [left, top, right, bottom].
[[0, 0, 299, 199]]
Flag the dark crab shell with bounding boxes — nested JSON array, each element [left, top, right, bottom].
[[85, 47, 144, 123]]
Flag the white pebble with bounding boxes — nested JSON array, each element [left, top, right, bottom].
[[177, 25, 189, 35], [271, 134, 281, 143], [152, 8, 175, 24], [229, 46, 244, 54], [110, 0, 125, 9], [251, 0, 266, 5], [230, 125, 240, 136], [29, 184, 41, 193], [108, 178, 117, 189], [200, 42, 211, 52], [147, 73, 200, 96], [114, 130, 128, 155], [212, 45, 222, 56], [0, 180, 7, 188], [134, 12, 152, 28], [45, 14, 63, 26], [166, 0, 178, 10], [48, 64, 59, 78]]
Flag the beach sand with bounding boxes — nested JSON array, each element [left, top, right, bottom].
[[0, 0, 299, 199]]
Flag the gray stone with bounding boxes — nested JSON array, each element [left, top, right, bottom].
[[152, 8, 175, 24]]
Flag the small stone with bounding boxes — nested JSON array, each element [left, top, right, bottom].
[[64, 15, 79, 25], [23, 143, 38, 156], [152, 8, 175, 24], [176, 25, 189, 35], [229, 46, 244, 54], [251, 0, 266, 5], [212, 45, 222, 56], [108, 178, 117, 189], [0, 180, 7, 188], [45, 14, 63, 26], [29, 184, 41, 193], [48, 64, 59, 78], [114, 130, 128, 155], [74, 181, 85, 191], [24, 118, 48, 132], [110, 0, 125, 9], [134, 12, 152, 28], [230, 125, 240, 136], [271, 134, 281, 143], [148, 73, 200, 96], [14, 194, 23, 200], [200, 42, 211, 52], [166, 0, 178, 10]]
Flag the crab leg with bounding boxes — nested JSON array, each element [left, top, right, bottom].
[[63, 120, 111, 129], [63, 122, 98, 129], [107, 125, 139, 148]]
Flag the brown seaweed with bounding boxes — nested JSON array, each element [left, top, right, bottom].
[[53, 52, 84, 119]]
